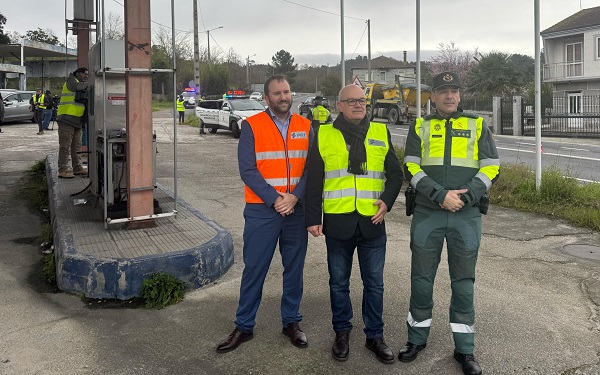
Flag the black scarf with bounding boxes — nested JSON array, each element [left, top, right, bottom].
[[333, 115, 370, 175]]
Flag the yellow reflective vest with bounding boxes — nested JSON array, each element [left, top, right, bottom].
[[318, 123, 388, 216], [36, 94, 46, 109], [57, 80, 85, 118], [310, 105, 330, 124], [177, 98, 185, 112]]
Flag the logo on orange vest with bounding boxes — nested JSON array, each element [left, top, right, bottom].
[[291, 131, 307, 139]]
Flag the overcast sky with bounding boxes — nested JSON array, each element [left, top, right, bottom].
[[3, 0, 598, 66]]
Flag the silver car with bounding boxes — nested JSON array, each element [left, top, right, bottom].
[[1, 90, 36, 123]]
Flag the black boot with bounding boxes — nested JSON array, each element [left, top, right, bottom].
[[365, 337, 395, 364], [454, 350, 482, 375], [331, 331, 350, 361], [398, 341, 427, 362]]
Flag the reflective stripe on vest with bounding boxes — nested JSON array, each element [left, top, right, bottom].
[[418, 117, 480, 169], [37, 94, 46, 109], [57, 80, 85, 117], [177, 99, 185, 111], [244, 111, 311, 204], [311, 106, 330, 124], [318, 122, 388, 216]]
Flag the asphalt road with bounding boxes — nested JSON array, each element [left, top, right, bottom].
[[1, 111, 599, 375]]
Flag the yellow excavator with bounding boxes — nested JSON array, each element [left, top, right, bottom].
[[365, 80, 431, 124]]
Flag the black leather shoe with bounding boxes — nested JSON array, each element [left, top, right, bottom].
[[398, 341, 427, 363], [331, 331, 350, 361], [365, 337, 395, 364], [282, 322, 308, 348], [216, 328, 253, 353], [453, 351, 482, 375]]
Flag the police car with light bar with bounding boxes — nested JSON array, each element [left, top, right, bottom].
[[195, 91, 266, 138]]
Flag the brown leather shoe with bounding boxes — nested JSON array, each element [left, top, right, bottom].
[[282, 322, 308, 348], [216, 328, 253, 354]]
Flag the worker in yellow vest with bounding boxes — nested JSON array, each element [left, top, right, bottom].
[[177, 95, 185, 124], [56, 67, 89, 179], [29, 88, 44, 135], [306, 96, 332, 131]]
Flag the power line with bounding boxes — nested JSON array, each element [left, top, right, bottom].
[[350, 22, 368, 60], [111, 0, 191, 34], [281, 0, 366, 21]]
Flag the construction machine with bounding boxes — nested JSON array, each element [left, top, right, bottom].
[[365, 79, 431, 124]]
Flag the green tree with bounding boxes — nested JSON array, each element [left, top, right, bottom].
[[465, 51, 522, 98], [0, 13, 10, 44], [200, 63, 229, 96], [269, 50, 298, 85], [26, 28, 60, 45], [320, 74, 342, 98]]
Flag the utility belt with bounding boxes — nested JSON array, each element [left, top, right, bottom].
[[405, 186, 489, 216]]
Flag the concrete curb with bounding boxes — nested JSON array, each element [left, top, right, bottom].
[[46, 154, 234, 299]]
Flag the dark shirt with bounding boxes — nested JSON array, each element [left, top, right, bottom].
[[305, 122, 403, 240]]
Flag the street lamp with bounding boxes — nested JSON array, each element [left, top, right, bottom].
[[206, 26, 223, 61]]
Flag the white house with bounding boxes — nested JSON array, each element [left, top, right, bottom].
[[351, 55, 416, 86], [542, 5, 600, 122]]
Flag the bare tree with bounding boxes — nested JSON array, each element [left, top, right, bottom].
[[104, 12, 125, 40], [152, 26, 193, 60], [428, 42, 478, 83]]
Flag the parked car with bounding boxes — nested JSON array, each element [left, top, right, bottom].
[[195, 98, 265, 138], [249, 92, 263, 101], [1, 89, 36, 123], [298, 96, 331, 115]]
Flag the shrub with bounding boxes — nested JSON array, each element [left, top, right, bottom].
[[43, 254, 56, 284], [141, 272, 186, 309]]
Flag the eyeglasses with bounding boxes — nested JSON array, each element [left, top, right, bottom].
[[339, 98, 366, 106]]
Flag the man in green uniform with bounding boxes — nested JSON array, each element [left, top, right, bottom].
[[398, 72, 499, 375]]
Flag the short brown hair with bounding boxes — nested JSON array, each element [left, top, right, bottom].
[[263, 75, 288, 96]]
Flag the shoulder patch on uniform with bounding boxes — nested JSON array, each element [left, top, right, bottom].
[[368, 138, 386, 147], [291, 131, 307, 139]]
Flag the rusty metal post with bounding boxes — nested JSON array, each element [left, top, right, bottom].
[[124, 0, 155, 228], [76, 22, 90, 69]]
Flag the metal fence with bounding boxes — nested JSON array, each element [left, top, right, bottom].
[[522, 96, 600, 137], [500, 97, 514, 135]]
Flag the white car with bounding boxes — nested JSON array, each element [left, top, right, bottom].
[[195, 98, 265, 138], [249, 92, 263, 101]]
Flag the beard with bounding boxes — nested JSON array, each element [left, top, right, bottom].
[[269, 98, 292, 116]]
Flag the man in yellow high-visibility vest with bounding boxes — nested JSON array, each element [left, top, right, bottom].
[[305, 84, 403, 364], [56, 67, 89, 179]]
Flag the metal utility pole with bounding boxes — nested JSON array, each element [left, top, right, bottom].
[[206, 26, 223, 61], [367, 19, 371, 83], [535, 0, 542, 190], [193, 0, 200, 97], [340, 0, 345, 87], [246, 54, 256, 90]]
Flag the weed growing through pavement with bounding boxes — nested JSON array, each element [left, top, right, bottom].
[[141, 272, 186, 309]]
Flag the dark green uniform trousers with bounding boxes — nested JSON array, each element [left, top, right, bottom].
[[407, 205, 481, 354]]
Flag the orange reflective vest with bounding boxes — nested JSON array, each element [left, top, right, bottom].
[[244, 111, 311, 203]]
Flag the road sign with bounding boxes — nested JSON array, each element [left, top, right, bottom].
[[352, 75, 364, 88]]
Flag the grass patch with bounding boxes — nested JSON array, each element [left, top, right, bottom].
[[141, 272, 186, 309], [43, 253, 56, 283], [490, 163, 600, 231], [16, 160, 49, 216], [184, 113, 200, 128], [152, 100, 174, 112]]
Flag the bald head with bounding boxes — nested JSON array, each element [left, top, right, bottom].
[[337, 85, 367, 124]]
